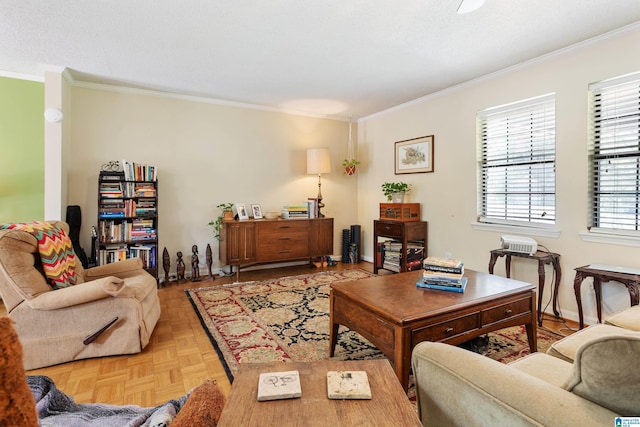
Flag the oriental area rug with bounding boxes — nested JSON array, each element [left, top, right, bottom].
[[186, 269, 562, 393]]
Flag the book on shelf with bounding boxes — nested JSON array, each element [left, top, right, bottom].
[[122, 160, 157, 182], [417, 277, 468, 293], [281, 204, 309, 219]]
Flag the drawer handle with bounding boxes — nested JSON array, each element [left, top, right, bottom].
[[445, 327, 454, 334], [505, 309, 513, 315], [279, 226, 292, 229], [278, 237, 291, 241], [385, 226, 391, 230], [278, 250, 292, 254]]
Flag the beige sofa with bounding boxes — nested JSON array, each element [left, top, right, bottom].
[[0, 221, 160, 370], [412, 308, 640, 426]]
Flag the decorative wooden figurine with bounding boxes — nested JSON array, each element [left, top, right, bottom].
[[206, 243, 213, 278], [176, 251, 186, 282], [162, 247, 170, 285], [191, 244, 201, 281]]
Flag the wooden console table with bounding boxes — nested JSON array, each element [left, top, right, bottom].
[[489, 249, 561, 326], [219, 218, 333, 281], [573, 265, 640, 329]]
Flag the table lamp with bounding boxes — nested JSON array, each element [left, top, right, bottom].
[[307, 148, 331, 217]]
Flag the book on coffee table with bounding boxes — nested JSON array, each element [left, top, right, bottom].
[[327, 371, 372, 400], [417, 277, 468, 293], [257, 370, 302, 401]]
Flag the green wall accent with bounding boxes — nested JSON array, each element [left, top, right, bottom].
[[0, 76, 44, 223]]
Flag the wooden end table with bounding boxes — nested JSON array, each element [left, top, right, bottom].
[[573, 265, 640, 329], [217, 359, 422, 427], [329, 269, 537, 391], [489, 249, 561, 326]]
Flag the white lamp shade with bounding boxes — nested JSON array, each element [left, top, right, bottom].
[[307, 148, 331, 174]]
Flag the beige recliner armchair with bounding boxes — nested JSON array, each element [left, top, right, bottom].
[[0, 221, 160, 370]]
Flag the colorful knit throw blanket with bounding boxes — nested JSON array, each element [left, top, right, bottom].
[[1, 221, 77, 289]]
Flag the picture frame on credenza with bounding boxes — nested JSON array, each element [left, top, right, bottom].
[[235, 203, 249, 220], [251, 204, 263, 219]]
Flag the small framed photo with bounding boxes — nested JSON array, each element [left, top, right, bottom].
[[395, 135, 434, 174], [235, 203, 249, 220], [251, 204, 263, 219]]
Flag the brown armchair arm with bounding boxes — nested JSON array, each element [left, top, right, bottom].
[[83, 258, 143, 280]]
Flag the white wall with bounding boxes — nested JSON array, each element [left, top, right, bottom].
[[357, 25, 640, 325], [67, 88, 358, 276]]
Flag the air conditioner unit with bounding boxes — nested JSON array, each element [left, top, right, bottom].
[[500, 235, 537, 256]]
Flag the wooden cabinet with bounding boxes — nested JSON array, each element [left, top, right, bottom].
[[220, 218, 334, 278], [220, 221, 256, 265], [373, 220, 428, 274], [97, 168, 158, 280]]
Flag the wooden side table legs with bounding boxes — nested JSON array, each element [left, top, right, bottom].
[[489, 249, 561, 326]]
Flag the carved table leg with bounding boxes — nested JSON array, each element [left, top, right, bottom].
[[574, 271, 587, 329], [628, 282, 640, 307], [594, 278, 603, 324], [536, 260, 546, 326], [505, 255, 512, 278], [552, 256, 562, 317], [488, 252, 500, 274]]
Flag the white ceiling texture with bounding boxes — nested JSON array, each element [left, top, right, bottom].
[[2, 0, 640, 119]]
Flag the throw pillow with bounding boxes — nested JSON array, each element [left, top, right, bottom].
[[565, 334, 640, 416], [171, 379, 226, 427], [0, 317, 39, 426], [1, 221, 78, 289]]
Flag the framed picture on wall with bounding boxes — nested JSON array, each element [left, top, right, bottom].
[[251, 204, 263, 219], [394, 135, 434, 174], [235, 203, 249, 220]]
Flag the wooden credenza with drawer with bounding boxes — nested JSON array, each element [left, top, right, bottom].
[[220, 218, 334, 279]]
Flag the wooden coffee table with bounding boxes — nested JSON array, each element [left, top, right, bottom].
[[329, 269, 537, 391], [217, 359, 422, 426]]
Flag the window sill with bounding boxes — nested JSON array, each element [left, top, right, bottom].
[[471, 222, 561, 239], [579, 230, 640, 247]]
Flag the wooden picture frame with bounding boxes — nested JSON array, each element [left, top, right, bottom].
[[394, 135, 434, 174], [235, 203, 249, 220], [251, 204, 263, 219]]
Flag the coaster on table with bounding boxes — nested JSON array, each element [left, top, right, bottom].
[[257, 370, 302, 401], [327, 371, 372, 400]]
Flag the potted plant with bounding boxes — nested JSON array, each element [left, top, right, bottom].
[[342, 158, 361, 175], [208, 203, 234, 240], [381, 182, 411, 202]]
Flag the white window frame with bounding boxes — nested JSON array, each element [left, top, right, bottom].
[[474, 94, 557, 236], [583, 72, 640, 246]]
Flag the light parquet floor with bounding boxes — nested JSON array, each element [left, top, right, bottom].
[[14, 261, 577, 408]]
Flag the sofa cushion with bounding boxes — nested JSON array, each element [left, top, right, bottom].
[[565, 335, 640, 416], [0, 222, 78, 289], [605, 305, 640, 331], [508, 352, 573, 387], [546, 324, 633, 362], [0, 317, 39, 426]]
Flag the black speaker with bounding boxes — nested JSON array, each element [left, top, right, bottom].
[[66, 205, 89, 268]]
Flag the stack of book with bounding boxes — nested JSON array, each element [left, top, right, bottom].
[[417, 257, 466, 292], [377, 240, 424, 272], [281, 204, 309, 219]]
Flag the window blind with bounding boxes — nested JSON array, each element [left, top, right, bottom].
[[477, 94, 556, 226], [588, 73, 640, 232]]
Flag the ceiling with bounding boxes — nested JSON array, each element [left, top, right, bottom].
[[2, 1, 640, 119]]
